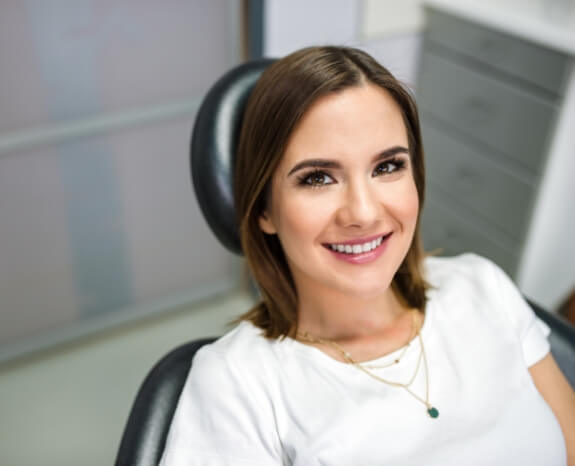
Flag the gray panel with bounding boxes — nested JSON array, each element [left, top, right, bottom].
[[0, 1, 235, 133], [425, 8, 570, 95], [422, 123, 536, 240], [421, 193, 519, 277], [0, 0, 242, 358], [418, 52, 556, 173]]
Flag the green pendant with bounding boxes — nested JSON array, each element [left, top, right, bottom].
[[427, 407, 439, 418]]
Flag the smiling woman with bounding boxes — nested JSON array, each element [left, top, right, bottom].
[[160, 46, 575, 466]]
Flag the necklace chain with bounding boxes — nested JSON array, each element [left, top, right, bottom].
[[297, 310, 439, 419], [361, 310, 415, 369]]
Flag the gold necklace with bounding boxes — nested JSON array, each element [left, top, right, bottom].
[[298, 311, 439, 419], [362, 310, 416, 370]]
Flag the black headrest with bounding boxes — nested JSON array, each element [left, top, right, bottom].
[[190, 59, 275, 255]]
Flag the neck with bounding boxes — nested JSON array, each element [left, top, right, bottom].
[[296, 282, 408, 342]]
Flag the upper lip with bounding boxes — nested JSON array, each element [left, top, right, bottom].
[[324, 232, 391, 246]]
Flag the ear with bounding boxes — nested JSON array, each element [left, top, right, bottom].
[[258, 211, 277, 235]]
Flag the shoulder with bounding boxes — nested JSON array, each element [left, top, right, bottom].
[[163, 326, 286, 464], [191, 321, 283, 382], [424, 252, 501, 298], [424, 253, 550, 366], [424, 252, 531, 310], [200, 320, 279, 361], [178, 321, 283, 418], [423, 252, 527, 332]]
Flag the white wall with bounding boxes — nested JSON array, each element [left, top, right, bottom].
[[0, 0, 240, 357]]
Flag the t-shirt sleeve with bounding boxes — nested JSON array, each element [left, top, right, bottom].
[[486, 257, 551, 367], [159, 346, 283, 466]]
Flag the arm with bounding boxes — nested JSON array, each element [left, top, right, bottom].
[[529, 352, 575, 466]]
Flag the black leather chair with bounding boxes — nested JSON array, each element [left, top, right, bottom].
[[115, 338, 216, 466], [115, 60, 575, 466]]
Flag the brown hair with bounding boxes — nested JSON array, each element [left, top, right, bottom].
[[234, 46, 428, 339]]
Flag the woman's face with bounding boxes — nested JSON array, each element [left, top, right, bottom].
[[259, 83, 419, 301]]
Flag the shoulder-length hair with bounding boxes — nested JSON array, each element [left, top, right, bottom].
[[234, 46, 428, 339]]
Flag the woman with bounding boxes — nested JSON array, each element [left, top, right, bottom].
[[161, 46, 575, 465]]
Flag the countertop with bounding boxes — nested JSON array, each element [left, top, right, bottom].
[[425, 0, 575, 56]]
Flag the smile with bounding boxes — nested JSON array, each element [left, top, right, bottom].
[[326, 233, 391, 255], [329, 237, 382, 254]]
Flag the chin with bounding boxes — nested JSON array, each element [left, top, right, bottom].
[[333, 278, 394, 301]]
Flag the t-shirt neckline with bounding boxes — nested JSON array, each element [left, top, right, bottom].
[[286, 300, 435, 369]]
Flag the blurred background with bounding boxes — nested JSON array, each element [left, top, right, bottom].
[[0, 0, 573, 464]]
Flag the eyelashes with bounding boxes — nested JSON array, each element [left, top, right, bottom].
[[373, 157, 406, 176], [296, 157, 407, 188], [296, 171, 335, 187]]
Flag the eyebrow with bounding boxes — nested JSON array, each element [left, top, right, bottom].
[[286, 145, 409, 177]]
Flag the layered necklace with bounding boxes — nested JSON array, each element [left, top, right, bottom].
[[298, 310, 439, 419]]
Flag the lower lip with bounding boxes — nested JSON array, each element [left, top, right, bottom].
[[326, 234, 391, 264]]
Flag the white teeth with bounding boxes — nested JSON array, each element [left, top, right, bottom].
[[361, 242, 370, 253], [329, 236, 385, 255]]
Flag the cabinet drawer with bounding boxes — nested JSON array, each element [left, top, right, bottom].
[[421, 195, 518, 276], [425, 8, 570, 95], [422, 123, 535, 239], [418, 52, 556, 173]]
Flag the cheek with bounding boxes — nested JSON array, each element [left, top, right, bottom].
[[274, 193, 333, 243], [405, 186, 420, 221], [387, 180, 420, 226]]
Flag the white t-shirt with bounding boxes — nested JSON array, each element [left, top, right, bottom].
[[160, 254, 566, 465]]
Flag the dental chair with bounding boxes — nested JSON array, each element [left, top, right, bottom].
[[114, 59, 575, 466]]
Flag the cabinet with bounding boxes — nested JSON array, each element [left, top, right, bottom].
[[417, 7, 571, 277]]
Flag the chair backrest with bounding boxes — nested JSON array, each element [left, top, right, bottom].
[[115, 338, 216, 466], [190, 58, 275, 254]]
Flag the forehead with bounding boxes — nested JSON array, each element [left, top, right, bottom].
[[279, 83, 407, 169]]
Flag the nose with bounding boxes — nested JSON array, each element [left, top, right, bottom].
[[336, 179, 382, 229]]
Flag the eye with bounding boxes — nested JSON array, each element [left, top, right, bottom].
[[298, 170, 335, 187], [373, 158, 406, 177]]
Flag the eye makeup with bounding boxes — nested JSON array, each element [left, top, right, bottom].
[[372, 156, 408, 177], [288, 144, 411, 189], [295, 154, 409, 188], [296, 170, 334, 187]]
